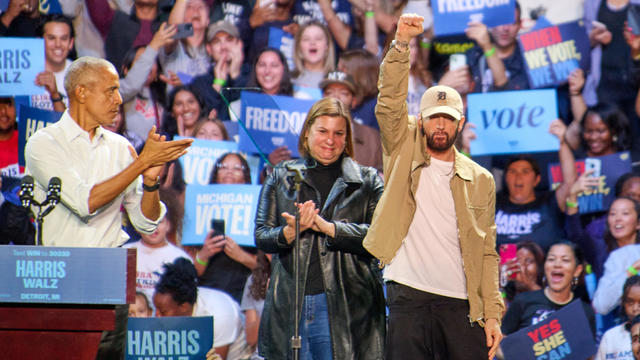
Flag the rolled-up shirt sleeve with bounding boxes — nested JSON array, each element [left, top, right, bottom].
[[122, 177, 166, 234]]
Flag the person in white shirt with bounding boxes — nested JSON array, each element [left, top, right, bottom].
[[25, 56, 193, 247], [596, 275, 640, 360], [32, 14, 75, 112], [154, 258, 252, 360], [124, 212, 192, 310], [594, 244, 640, 315]]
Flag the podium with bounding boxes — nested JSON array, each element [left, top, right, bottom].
[[0, 246, 136, 360]]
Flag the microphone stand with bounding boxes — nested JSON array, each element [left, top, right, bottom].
[[290, 167, 305, 360]]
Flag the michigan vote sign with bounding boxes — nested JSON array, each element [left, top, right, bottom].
[[467, 89, 559, 155], [432, 0, 516, 37], [182, 184, 261, 246], [518, 21, 590, 88], [0, 38, 45, 96]]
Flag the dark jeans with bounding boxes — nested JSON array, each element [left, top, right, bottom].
[[385, 282, 487, 360]]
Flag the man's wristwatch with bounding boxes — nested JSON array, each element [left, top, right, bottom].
[[142, 177, 160, 192], [391, 39, 409, 52]]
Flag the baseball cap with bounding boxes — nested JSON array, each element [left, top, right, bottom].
[[419, 85, 463, 121], [206, 20, 239, 43], [319, 71, 356, 95]]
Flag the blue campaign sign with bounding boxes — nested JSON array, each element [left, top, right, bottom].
[[238, 91, 314, 158], [0, 0, 8, 11], [126, 316, 214, 360], [518, 21, 591, 89], [268, 27, 295, 71], [467, 89, 559, 156], [548, 152, 632, 214], [182, 184, 262, 246], [177, 137, 239, 185], [18, 105, 62, 166], [0, 38, 46, 96], [502, 301, 596, 360], [0, 246, 128, 304], [432, 0, 516, 37], [176, 136, 261, 185]]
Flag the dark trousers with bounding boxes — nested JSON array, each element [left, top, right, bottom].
[[95, 304, 128, 360], [385, 282, 487, 360]]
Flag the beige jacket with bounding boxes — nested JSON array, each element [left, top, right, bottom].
[[362, 46, 504, 325]]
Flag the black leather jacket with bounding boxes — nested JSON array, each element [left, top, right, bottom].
[[255, 156, 385, 360]]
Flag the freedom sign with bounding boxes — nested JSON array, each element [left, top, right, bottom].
[[519, 21, 590, 88], [18, 105, 62, 166], [0, 38, 46, 96], [548, 152, 632, 214], [467, 89, 558, 155], [238, 91, 314, 158], [182, 184, 261, 246], [126, 316, 214, 360], [432, 0, 516, 37], [502, 301, 596, 360]]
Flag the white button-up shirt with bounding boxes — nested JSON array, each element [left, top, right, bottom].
[[25, 111, 165, 247]]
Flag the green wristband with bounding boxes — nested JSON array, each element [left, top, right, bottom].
[[566, 200, 578, 209], [629, 266, 639, 276], [365, 11, 374, 18], [484, 47, 496, 58], [420, 40, 432, 49], [195, 253, 208, 266], [213, 78, 227, 86]]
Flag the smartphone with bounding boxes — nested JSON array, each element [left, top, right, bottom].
[[449, 53, 466, 71], [584, 158, 601, 178], [499, 244, 518, 281], [629, 6, 640, 35], [592, 20, 607, 30], [211, 219, 225, 238], [173, 23, 194, 40]]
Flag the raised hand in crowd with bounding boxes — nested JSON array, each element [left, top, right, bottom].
[[589, 22, 612, 46], [268, 146, 292, 166], [148, 22, 177, 51], [629, 258, 640, 277], [34, 71, 66, 112], [395, 12, 423, 43], [249, 0, 279, 28], [624, 21, 640, 58], [159, 70, 183, 87], [439, 66, 471, 95], [200, 233, 227, 260], [564, 68, 587, 149], [282, 22, 299, 36], [465, 21, 492, 52], [460, 122, 477, 154], [228, 39, 245, 80], [0, 0, 38, 28], [565, 170, 601, 215]]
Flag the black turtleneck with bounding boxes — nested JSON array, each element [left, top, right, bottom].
[[304, 156, 342, 295]]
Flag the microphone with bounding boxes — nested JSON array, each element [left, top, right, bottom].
[[285, 163, 307, 184], [45, 177, 61, 206], [19, 175, 34, 208]]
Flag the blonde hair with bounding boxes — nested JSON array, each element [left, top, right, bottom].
[[298, 97, 353, 158], [293, 21, 335, 77]]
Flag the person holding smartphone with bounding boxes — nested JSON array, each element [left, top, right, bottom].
[[192, 152, 258, 303]]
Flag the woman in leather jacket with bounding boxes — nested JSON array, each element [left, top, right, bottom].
[[254, 97, 385, 360]]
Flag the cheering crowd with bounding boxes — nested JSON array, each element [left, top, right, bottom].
[[2, 0, 640, 359]]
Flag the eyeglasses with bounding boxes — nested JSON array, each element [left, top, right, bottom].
[[216, 163, 246, 172]]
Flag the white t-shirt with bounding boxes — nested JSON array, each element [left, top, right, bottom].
[[193, 287, 253, 360], [123, 240, 192, 308], [384, 157, 468, 299], [595, 323, 633, 360]]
